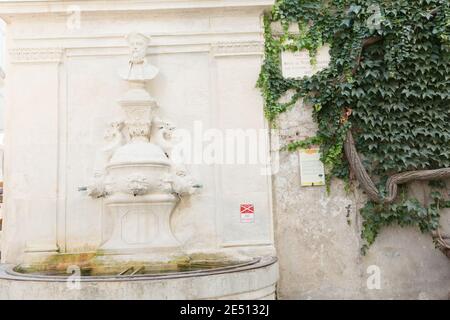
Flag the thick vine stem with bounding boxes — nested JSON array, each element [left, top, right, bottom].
[[384, 168, 450, 203], [432, 230, 450, 258], [344, 130, 380, 202], [344, 130, 450, 204], [362, 36, 383, 48]]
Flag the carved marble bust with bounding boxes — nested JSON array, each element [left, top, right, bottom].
[[118, 32, 159, 82]]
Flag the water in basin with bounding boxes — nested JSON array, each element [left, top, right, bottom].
[[11, 253, 258, 278]]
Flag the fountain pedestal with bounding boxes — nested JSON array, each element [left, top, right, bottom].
[[100, 194, 181, 258], [88, 33, 197, 263]]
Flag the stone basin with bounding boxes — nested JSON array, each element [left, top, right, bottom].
[[0, 256, 278, 300], [7, 253, 261, 279]]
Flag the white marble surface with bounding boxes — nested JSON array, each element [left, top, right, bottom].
[[0, 0, 276, 266]]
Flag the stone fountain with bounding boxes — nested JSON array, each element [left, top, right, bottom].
[[0, 0, 278, 299], [86, 32, 199, 262]]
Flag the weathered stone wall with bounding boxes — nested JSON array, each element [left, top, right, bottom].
[[272, 99, 450, 300]]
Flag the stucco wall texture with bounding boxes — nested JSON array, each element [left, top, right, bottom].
[[272, 99, 450, 300]]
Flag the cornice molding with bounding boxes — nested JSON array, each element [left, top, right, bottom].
[[0, 0, 275, 16], [211, 41, 264, 57]]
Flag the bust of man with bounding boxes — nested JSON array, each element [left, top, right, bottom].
[[118, 32, 159, 82]]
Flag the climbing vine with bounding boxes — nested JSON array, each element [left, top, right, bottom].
[[258, 0, 450, 255]]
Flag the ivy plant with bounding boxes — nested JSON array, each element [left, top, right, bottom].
[[258, 0, 450, 254]]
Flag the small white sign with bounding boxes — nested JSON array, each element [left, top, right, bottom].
[[281, 45, 331, 79], [281, 50, 313, 79], [299, 148, 326, 186], [240, 204, 255, 223]]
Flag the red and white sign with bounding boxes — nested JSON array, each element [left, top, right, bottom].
[[240, 204, 255, 223]]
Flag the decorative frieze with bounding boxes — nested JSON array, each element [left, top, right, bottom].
[[211, 41, 264, 57], [9, 48, 63, 63], [8, 41, 264, 61]]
